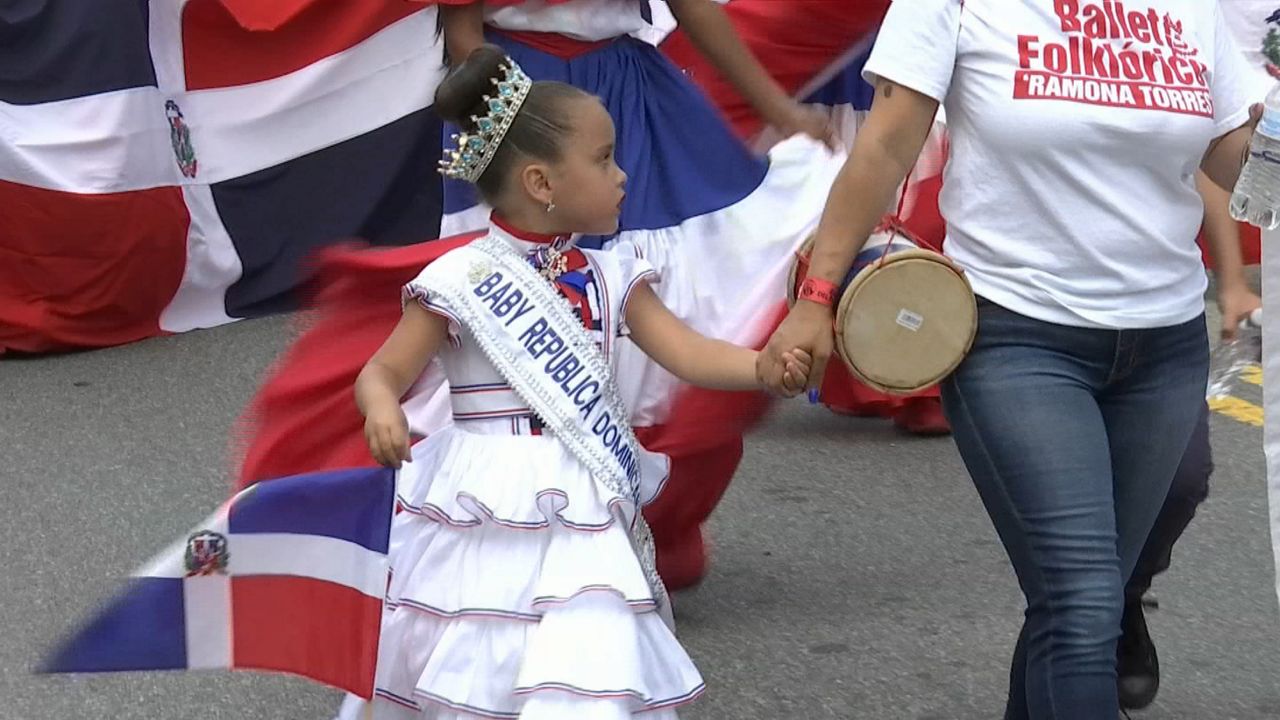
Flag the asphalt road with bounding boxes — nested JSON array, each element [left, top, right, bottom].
[[2, 306, 1277, 720]]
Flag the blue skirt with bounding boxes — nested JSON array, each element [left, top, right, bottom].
[[443, 33, 768, 247]]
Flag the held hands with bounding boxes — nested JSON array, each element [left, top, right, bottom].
[[364, 402, 412, 469], [758, 347, 815, 398], [757, 301, 835, 397]]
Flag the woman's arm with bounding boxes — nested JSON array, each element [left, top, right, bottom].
[[440, 2, 486, 65], [664, 0, 834, 146], [1197, 171, 1261, 340], [803, 80, 939, 286], [1201, 106, 1261, 192], [355, 303, 450, 466], [624, 283, 809, 394], [757, 79, 939, 392]]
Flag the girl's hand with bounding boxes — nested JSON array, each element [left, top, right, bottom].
[[759, 301, 835, 396], [777, 349, 814, 398], [364, 403, 411, 469], [355, 303, 448, 467]]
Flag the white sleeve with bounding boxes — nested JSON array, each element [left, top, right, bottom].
[[1212, 2, 1262, 135], [861, 0, 962, 103], [608, 251, 659, 338], [617, 255, 659, 330], [402, 267, 463, 342]]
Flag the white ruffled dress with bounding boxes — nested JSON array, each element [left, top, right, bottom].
[[337, 224, 704, 719]]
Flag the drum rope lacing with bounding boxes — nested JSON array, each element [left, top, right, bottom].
[[792, 164, 918, 284]]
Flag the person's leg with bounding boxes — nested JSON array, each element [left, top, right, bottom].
[[1125, 402, 1213, 602], [1104, 319, 1210, 585], [1102, 325, 1211, 710], [942, 301, 1123, 720], [892, 394, 951, 436], [640, 433, 744, 591]]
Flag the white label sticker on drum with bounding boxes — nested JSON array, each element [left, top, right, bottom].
[[896, 309, 924, 332]]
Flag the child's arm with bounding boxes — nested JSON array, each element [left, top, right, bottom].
[[665, 0, 835, 148], [624, 283, 810, 395], [440, 2, 486, 65], [355, 303, 450, 467]]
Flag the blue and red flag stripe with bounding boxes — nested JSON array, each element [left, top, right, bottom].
[[42, 466, 396, 699]]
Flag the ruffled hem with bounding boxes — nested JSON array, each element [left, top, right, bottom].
[[346, 692, 690, 720], [343, 592, 702, 719], [385, 423, 667, 619], [356, 425, 701, 719], [398, 487, 628, 533], [399, 425, 643, 525], [384, 512, 659, 619]]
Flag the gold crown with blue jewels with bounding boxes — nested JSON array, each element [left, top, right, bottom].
[[438, 60, 533, 183]]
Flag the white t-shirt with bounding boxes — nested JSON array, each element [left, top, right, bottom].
[[864, 0, 1256, 329], [486, 0, 647, 41]]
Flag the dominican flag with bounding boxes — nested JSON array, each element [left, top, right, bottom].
[[41, 466, 396, 698], [1, 0, 452, 355]]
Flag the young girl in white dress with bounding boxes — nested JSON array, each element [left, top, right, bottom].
[[339, 45, 810, 719]]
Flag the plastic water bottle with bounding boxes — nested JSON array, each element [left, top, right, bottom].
[[1230, 84, 1280, 230], [1206, 308, 1263, 400]]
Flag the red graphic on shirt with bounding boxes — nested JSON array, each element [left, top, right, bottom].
[[1013, 0, 1214, 118]]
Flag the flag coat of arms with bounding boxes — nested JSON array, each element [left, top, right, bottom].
[[0, 0, 451, 354], [42, 466, 397, 698]]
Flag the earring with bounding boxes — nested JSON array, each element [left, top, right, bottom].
[[546, 201, 556, 213]]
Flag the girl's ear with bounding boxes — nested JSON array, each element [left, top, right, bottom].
[[519, 162, 555, 206]]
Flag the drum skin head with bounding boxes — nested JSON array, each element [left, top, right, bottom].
[[834, 249, 976, 394]]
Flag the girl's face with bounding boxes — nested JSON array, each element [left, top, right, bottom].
[[545, 98, 627, 236]]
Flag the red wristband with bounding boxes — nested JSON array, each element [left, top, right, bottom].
[[797, 277, 839, 307]]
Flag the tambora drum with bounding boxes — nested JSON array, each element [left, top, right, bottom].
[[788, 224, 977, 395]]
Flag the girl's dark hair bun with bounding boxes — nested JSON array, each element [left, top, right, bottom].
[[433, 44, 591, 201], [435, 44, 510, 131]]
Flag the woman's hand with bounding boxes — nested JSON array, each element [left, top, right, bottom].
[[757, 301, 835, 396], [440, 3, 486, 66], [364, 402, 412, 469], [665, 0, 841, 152], [1217, 284, 1262, 341]]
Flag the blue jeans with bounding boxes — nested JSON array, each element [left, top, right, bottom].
[[1127, 402, 1212, 602], [941, 299, 1208, 720]]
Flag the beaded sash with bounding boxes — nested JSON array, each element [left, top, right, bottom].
[[424, 234, 670, 608]]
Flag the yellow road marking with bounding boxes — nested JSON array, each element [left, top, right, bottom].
[[1241, 363, 1263, 387], [1208, 395, 1264, 427]]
